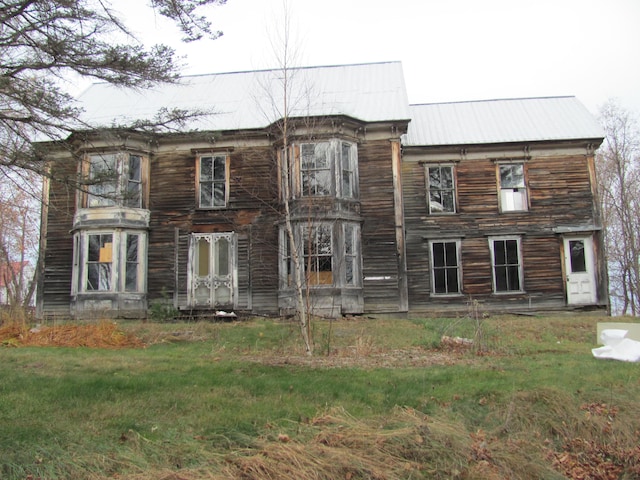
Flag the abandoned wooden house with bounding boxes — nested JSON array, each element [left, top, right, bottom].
[[36, 61, 608, 319]]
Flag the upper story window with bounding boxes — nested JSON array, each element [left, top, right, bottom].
[[301, 143, 331, 196], [489, 236, 523, 293], [498, 163, 528, 212], [86, 153, 145, 208], [198, 154, 229, 208], [288, 140, 358, 199], [426, 165, 456, 213]]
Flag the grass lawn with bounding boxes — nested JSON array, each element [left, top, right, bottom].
[[1, 314, 639, 479]]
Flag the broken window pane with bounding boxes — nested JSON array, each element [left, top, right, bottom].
[[427, 166, 455, 213], [569, 240, 586, 273]]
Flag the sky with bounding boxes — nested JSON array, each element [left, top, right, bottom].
[[107, 0, 640, 116]]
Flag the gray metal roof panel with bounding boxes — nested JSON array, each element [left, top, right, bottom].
[[404, 97, 604, 146], [75, 62, 411, 132]]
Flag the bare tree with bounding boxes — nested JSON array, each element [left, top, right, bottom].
[[596, 101, 640, 315], [0, 170, 40, 306], [1, 0, 226, 178]]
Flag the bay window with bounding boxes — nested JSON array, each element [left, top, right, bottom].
[[86, 153, 145, 208], [73, 230, 146, 294], [280, 222, 361, 288], [288, 140, 358, 199]]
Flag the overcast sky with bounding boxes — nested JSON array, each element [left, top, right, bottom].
[[112, 0, 640, 116]]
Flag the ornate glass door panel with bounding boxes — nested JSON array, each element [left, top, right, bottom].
[[189, 233, 235, 307]]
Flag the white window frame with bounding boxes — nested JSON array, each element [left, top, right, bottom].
[[197, 154, 229, 209], [72, 230, 147, 294], [488, 236, 524, 293], [279, 222, 362, 289], [428, 239, 462, 295], [343, 223, 361, 287], [425, 164, 456, 214], [300, 142, 332, 197], [86, 153, 145, 208], [497, 162, 528, 212], [293, 140, 358, 199]]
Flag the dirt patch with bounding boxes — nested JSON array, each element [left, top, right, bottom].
[[242, 345, 474, 369]]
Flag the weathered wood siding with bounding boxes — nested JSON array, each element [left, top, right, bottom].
[[147, 143, 279, 314], [359, 140, 403, 313], [404, 148, 603, 313], [40, 158, 76, 316]]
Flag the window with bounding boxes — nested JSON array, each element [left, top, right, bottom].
[[429, 240, 461, 294], [86, 233, 113, 291], [489, 237, 523, 293], [344, 224, 358, 286], [198, 155, 228, 208], [303, 225, 333, 285], [73, 231, 146, 294], [86, 153, 145, 208], [291, 140, 357, 198], [340, 142, 357, 199], [426, 165, 456, 213], [301, 143, 331, 196], [279, 222, 361, 289], [498, 163, 528, 212]]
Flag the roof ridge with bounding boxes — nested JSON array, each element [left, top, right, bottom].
[[410, 96, 576, 107]]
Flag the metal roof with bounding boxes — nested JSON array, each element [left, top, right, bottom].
[[404, 97, 604, 147], [75, 61, 411, 132]]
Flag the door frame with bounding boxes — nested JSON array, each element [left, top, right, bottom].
[[562, 235, 597, 305]]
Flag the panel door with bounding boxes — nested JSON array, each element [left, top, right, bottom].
[[563, 236, 597, 305], [188, 233, 236, 308]]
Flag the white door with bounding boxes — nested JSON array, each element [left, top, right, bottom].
[[188, 233, 236, 307], [563, 236, 597, 305]]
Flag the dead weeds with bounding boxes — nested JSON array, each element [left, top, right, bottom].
[[0, 321, 144, 349]]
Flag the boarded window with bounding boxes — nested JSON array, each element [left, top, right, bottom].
[[86, 233, 113, 291]]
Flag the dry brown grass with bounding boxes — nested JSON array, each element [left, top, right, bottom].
[[0, 319, 144, 348]]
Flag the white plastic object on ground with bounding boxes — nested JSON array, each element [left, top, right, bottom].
[[592, 329, 640, 362]]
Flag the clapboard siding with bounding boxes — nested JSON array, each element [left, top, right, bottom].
[[404, 149, 603, 313], [41, 160, 76, 316], [359, 140, 402, 312]]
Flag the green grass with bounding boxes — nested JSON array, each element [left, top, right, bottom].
[[1, 315, 639, 479]]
